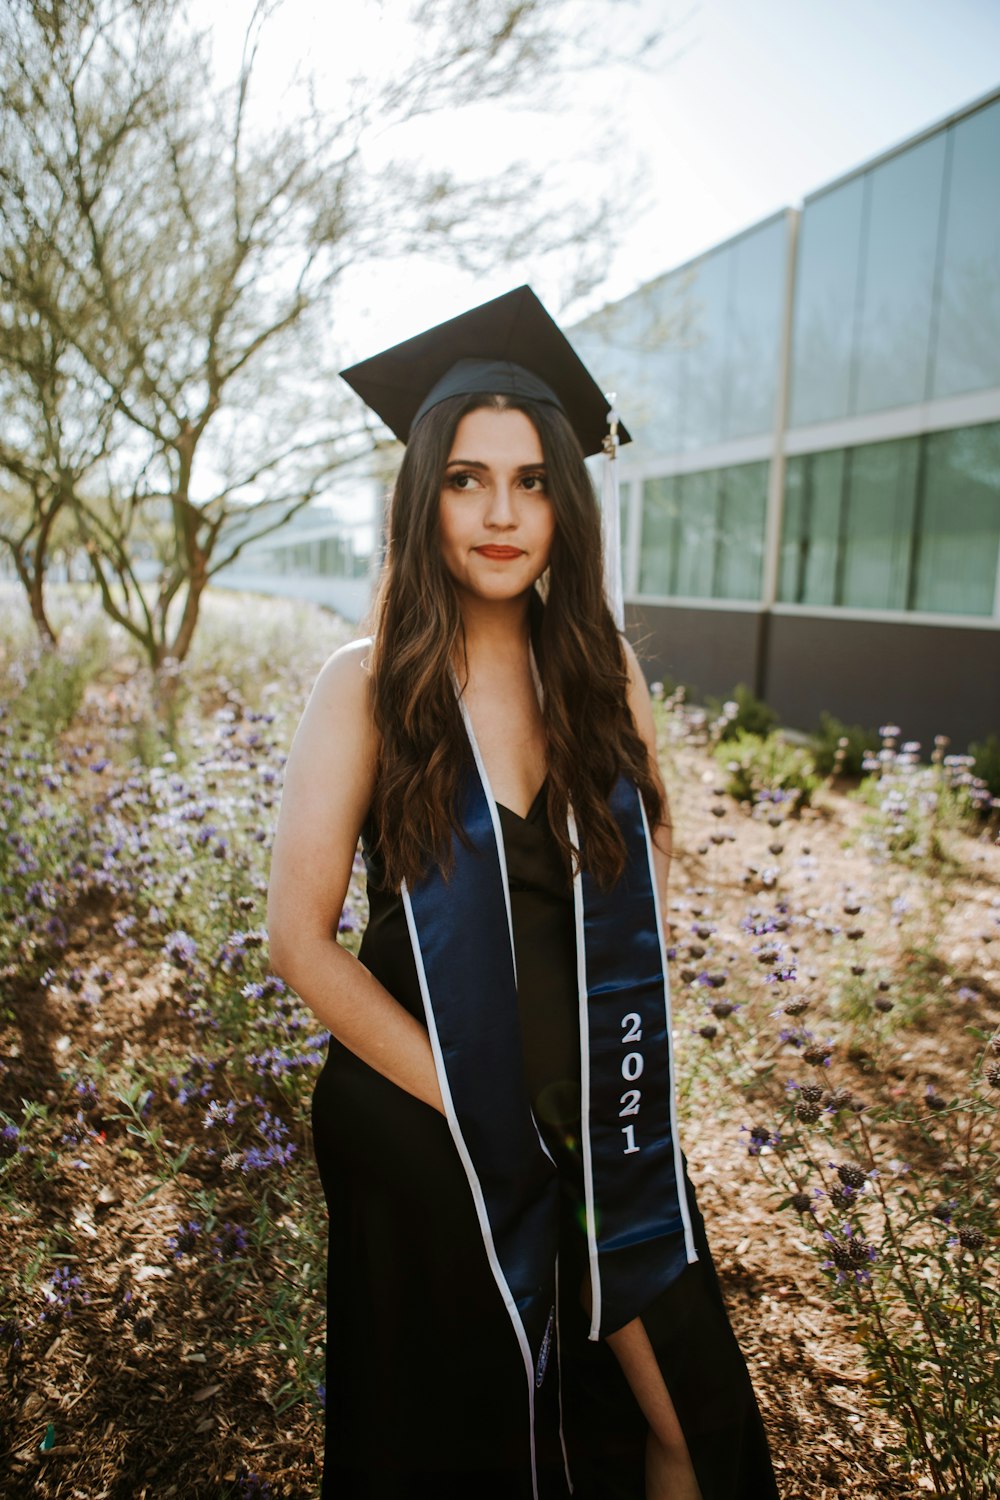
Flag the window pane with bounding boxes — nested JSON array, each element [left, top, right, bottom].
[[931, 100, 1000, 398], [674, 470, 721, 596], [726, 219, 788, 440], [714, 462, 768, 599], [841, 439, 919, 608], [853, 134, 947, 413], [778, 456, 806, 602], [639, 474, 679, 595], [572, 281, 685, 462], [679, 250, 732, 451], [788, 177, 865, 427], [779, 449, 845, 606], [913, 423, 1000, 615]]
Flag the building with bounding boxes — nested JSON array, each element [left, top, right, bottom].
[[571, 86, 1000, 751], [212, 495, 375, 624]]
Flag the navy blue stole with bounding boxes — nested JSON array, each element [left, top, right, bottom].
[[401, 701, 697, 1497]]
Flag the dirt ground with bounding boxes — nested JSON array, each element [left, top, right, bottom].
[[2, 688, 997, 1499]]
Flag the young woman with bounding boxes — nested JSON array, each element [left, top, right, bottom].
[[267, 289, 780, 1500]]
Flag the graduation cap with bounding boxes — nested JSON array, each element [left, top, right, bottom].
[[339, 284, 630, 460]]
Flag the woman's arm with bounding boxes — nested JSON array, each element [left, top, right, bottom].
[[266, 640, 445, 1115], [621, 637, 672, 919]]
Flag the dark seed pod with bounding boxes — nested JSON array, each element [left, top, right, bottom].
[[790, 1193, 814, 1213], [796, 1102, 822, 1124], [711, 1000, 735, 1019], [957, 1226, 986, 1250], [985, 1063, 1000, 1090], [874, 997, 894, 1013], [698, 1024, 718, 1041], [803, 1045, 832, 1067], [829, 1187, 854, 1210], [784, 997, 810, 1016], [800, 1084, 825, 1104], [837, 1163, 869, 1190]]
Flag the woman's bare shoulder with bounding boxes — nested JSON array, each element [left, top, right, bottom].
[[286, 635, 377, 773], [306, 636, 375, 714]]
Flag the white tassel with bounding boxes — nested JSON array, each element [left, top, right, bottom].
[[601, 398, 624, 630]]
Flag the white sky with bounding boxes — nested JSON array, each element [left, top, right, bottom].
[[209, 0, 1000, 351], [205, 0, 1000, 518]]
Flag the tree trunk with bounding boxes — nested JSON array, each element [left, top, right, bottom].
[[28, 565, 57, 648], [9, 541, 58, 647]]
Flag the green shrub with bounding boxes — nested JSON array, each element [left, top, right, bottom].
[[712, 729, 820, 813], [703, 681, 778, 742], [811, 710, 882, 778], [968, 731, 1000, 800], [5, 609, 110, 742]]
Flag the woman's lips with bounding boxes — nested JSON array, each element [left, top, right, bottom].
[[474, 545, 524, 559]]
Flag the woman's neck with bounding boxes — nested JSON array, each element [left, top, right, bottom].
[[453, 591, 533, 682]]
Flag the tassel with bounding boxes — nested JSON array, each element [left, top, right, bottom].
[[601, 397, 624, 630]]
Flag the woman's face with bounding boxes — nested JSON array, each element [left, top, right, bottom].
[[438, 406, 556, 606]]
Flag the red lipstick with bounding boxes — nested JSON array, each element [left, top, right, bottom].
[[475, 545, 523, 560]]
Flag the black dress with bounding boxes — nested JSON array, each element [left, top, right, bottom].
[[310, 784, 779, 1499]]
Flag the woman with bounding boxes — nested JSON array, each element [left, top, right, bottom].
[[267, 288, 779, 1500]]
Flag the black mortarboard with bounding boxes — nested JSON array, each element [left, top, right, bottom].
[[339, 285, 630, 459]]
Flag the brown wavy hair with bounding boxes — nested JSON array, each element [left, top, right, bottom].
[[366, 391, 665, 891]]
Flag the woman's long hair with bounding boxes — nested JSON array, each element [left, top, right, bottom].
[[367, 391, 665, 891]]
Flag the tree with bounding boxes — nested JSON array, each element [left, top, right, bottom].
[[0, 0, 661, 666]]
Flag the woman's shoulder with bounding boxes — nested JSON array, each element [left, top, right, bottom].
[[310, 636, 374, 703], [298, 636, 377, 757]]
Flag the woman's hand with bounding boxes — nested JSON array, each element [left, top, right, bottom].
[[267, 639, 445, 1116]]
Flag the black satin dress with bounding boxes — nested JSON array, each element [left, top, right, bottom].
[[310, 785, 779, 1499]]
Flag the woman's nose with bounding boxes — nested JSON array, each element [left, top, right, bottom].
[[484, 481, 516, 526]]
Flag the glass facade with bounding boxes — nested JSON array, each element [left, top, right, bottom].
[[574, 215, 788, 459], [913, 425, 1000, 615], [789, 95, 1000, 425], [932, 99, 1000, 398], [778, 423, 1000, 617], [638, 462, 768, 600], [574, 91, 1000, 626]]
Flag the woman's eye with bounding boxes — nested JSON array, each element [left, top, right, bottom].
[[447, 471, 478, 490], [521, 473, 548, 492]]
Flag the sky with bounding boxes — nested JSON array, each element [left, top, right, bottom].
[[205, 0, 1000, 517], [212, 0, 1000, 355]]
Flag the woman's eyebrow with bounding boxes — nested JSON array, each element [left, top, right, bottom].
[[444, 459, 546, 472]]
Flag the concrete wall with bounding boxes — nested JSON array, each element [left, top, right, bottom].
[[626, 600, 999, 750]]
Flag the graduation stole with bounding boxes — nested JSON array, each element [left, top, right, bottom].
[[400, 693, 697, 1496]]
